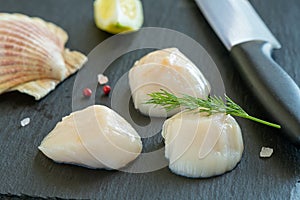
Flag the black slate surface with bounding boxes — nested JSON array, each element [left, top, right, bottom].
[[0, 0, 299, 199]]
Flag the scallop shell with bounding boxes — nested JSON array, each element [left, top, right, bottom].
[[0, 13, 87, 100]]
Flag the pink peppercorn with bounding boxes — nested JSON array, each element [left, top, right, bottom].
[[83, 88, 92, 97], [103, 85, 111, 95]]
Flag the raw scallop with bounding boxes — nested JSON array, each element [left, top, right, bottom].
[[129, 48, 210, 117], [162, 111, 244, 178], [39, 105, 142, 169], [0, 13, 87, 100]]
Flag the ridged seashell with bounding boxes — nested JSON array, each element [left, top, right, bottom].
[[129, 48, 211, 117], [162, 111, 244, 178], [0, 13, 87, 100], [39, 105, 142, 169]]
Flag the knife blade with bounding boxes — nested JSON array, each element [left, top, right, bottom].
[[195, 0, 300, 145]]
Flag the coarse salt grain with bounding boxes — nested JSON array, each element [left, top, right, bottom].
[[97, 74, 108, 85], [260, 147, 273, 158], [21, 117, 30, 127]]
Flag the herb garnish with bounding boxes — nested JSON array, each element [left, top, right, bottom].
[[146, 89, 281, 128]]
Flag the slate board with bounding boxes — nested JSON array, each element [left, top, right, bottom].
[[0, 0, 299, 199]]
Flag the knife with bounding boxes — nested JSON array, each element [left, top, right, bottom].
[[195, 0, 300, 145]]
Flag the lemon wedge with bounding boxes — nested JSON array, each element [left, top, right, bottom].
[[94, 0, 144, 34]]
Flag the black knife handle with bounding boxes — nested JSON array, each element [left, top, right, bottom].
[[231, 41, 300, 145]]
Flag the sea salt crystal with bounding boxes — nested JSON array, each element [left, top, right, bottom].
[[260, 147, 273, 158], [97, 74, 108, 85], [21, 117, 30, 127]]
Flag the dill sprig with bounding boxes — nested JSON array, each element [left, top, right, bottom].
[[146, 89, 281, 129]]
